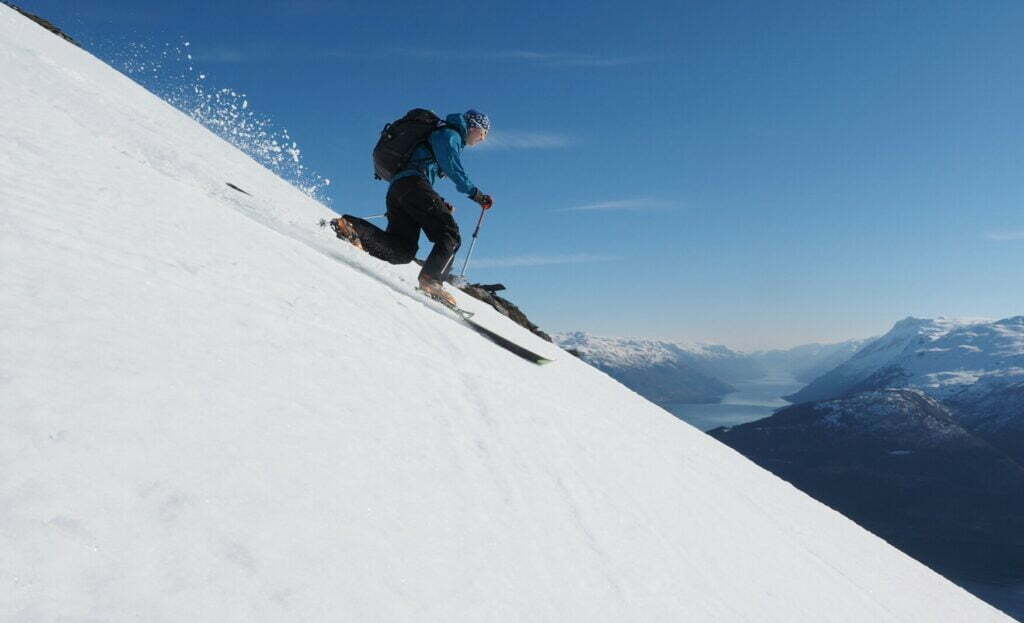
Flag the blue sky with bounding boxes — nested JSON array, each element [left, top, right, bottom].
[[27, 0, 1024, 349]]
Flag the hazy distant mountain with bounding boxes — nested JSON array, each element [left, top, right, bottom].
[[556, 333, 877, 407], [751, 338, 872, 383], [554, 332, 763, 404]]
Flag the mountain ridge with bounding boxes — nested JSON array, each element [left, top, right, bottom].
[[787, 316, 1024, 404]]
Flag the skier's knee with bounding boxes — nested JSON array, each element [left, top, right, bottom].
[[447, 230, 461, 254], [390, 246, 416, 265]]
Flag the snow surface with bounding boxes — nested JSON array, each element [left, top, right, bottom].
[[0, 7, 1013, 621]]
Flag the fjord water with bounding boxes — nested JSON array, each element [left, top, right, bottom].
[[668, 371, 804, 430]]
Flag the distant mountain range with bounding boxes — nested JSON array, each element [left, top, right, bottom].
[[554, 332, 757, 404], [784, 316, 1024, 463], [554, 332, 869, 405], [709, 389, 1024, 585], [751, 339, 872, 383], [560, 318, 1024, 617], [709, 316, 1024, 617], [786, 316, 1024, 402]]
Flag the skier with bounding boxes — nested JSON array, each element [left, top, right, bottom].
[[331, 109, 493, 306]]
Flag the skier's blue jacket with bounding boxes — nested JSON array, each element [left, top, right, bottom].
[[391, 113, 477, 198]]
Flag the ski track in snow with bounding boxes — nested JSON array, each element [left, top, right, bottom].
[[0, 6, 1015, 622]]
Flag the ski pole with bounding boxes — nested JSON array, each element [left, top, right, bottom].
[[459, 205, 487, 279]]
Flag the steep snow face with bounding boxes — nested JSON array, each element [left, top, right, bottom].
[[789, 317, 1024, 403], [0, 8, 1013, 622]]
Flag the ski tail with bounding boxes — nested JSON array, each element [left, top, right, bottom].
[[463, 318, 554, 365], [415, 288, 552, 365]]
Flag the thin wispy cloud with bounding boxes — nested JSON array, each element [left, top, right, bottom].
[[191, 46, 657, 68], [471, 253, 617, 268], [195, 46, 369, 63], [476, 131, 572, 151], [986, 231, 1024, 241], [390, 48, 656, 67], [555, 198, 677, 213], [486, 50, 658, 67]]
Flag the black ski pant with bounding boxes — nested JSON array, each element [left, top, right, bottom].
[[344, 176, 461, 282]]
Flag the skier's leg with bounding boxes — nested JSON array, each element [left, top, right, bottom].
[[421, 211, 461, 281], [381, 188, 420, 264], [342, 215, 413, 264], [396, 180, 461, 281], [340, 181, 421, 264]]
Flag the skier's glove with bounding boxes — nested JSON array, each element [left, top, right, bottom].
[[471, 189, 494, 210]]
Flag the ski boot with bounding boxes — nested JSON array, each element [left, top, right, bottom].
[[418, 274, 456, 308], [329, 217, 364, 251]]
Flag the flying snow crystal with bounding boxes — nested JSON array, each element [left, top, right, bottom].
[[92, 36, 332, 203]]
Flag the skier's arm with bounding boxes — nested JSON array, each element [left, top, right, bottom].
[[431, 130, 477, 197]]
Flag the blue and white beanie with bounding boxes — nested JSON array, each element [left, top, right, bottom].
[[464, 109, 490, 132]]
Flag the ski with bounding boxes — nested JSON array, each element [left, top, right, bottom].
[[416, 288, 554, 366], [463, 317, 555, 365], [320, 221, 553, 365]]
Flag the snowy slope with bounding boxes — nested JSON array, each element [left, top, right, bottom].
[[0, 7, 1013, 622], [787, 316, 1024, 403]]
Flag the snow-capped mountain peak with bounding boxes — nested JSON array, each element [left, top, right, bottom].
[[555, 331, 735, 367], [789, 316, 1024, 404]]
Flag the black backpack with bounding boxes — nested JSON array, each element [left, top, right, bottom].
[[372, 108, 452, 181]]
